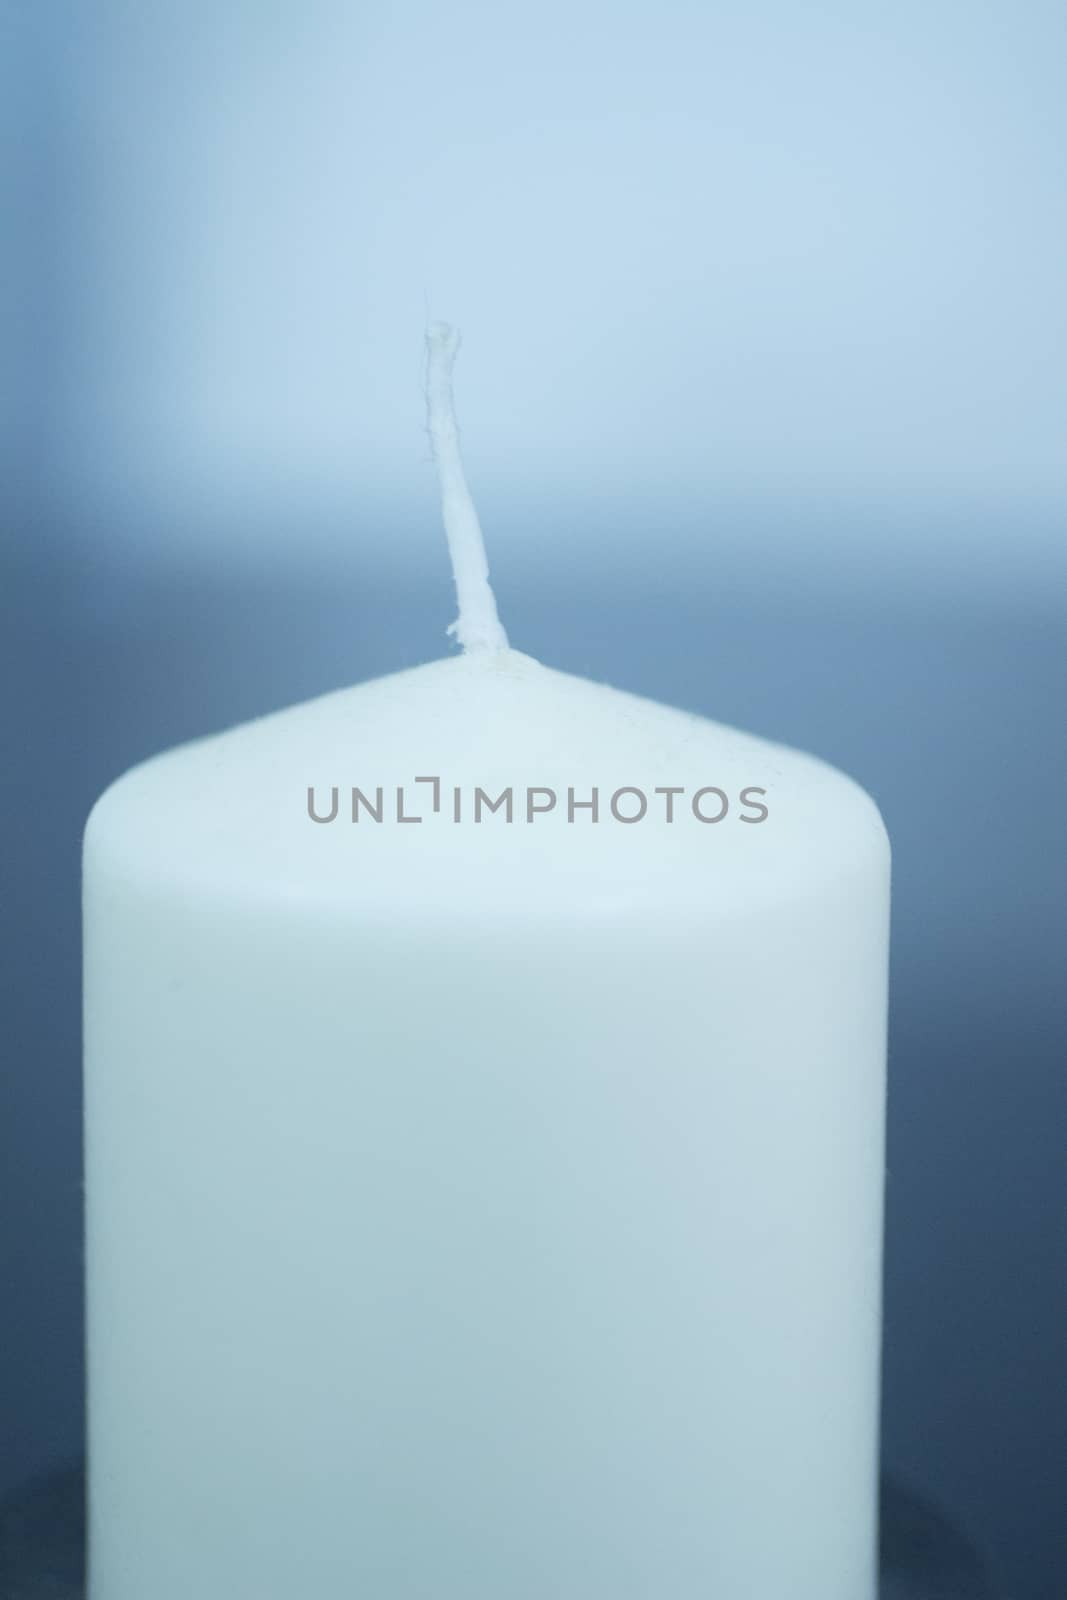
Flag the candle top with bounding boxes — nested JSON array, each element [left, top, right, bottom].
[[86, 327, 888, 925], [85, 650, 888, 924]]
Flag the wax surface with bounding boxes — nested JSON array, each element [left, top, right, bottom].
[[84, 650, 890, 1600]]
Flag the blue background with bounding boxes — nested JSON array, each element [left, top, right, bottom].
[[2, 4, 1065, 1596]]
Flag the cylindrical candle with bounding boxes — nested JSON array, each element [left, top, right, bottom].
[[84, 325, 889, 1598], [84, 648, 889, 1599]]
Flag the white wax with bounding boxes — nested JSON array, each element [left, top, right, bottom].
[[84, 649, 889, 1600]]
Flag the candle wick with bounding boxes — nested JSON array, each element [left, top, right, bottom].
[[425, 322, 509, 654]]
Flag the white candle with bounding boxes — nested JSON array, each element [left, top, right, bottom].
[[84, 329, 890, 1600]]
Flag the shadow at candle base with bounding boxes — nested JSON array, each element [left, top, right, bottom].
[[879, 1474, 994, 1600], [0, 1463, 84, 1600], [0, 1462, 994, 1599]]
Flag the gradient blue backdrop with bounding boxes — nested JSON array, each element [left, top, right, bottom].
[[2, 4, 1065, 1597]]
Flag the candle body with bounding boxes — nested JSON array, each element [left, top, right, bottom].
[[84, 651, 889, 1599]]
